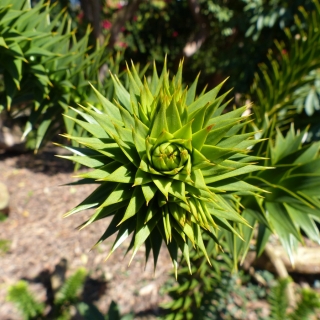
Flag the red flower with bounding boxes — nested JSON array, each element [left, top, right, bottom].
[[117, 41, 127, 48], [172, 31, 178, 37], [102, 20, 112, 30], [77, 11, 84, 22]]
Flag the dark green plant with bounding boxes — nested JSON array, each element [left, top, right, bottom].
[[163, 271, 320, 320], [162, 261, 274, 320], [0, 0, 121, 150], [239, 1, 320, 261], [243, 0, 315, 41], [293, 70, 320, 117], [7, 280, 46, 320], [77, 300, 133, 320], [7, 267, 132, 320], [268, 278, 320, 320], [250, 2, 320, 131], [7, 268, 87, 320], [161, 237, 235, 320], [53, 268, 88, 319], [244, 126, 320, 260], [268, 278, 289, 320]]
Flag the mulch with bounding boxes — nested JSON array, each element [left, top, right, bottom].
[[0, 147, 172, 320]]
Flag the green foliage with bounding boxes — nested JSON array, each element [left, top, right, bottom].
[[163, 266, 320, 320], [250, 1, 320, 130], [0, 238, 10, 255], [0, 212, 8, 222], [56, 0, 320, 296], [55, 267, 87, 307], [7, 267, 132, 320], [243, 0, 315, 40], [100, 0, 317, 93], [4, 0, 320, 318], [268, 278, 289, 320], [294, 70, 320, 117], [77, 300, 134, 320], [289, 287, 320, 320], [244, 126, 320, 260], [268, 278, 320, 320], [162, 260, 274, 320], [7, 268, 87, 320], [7, 280, 45, 320], [0, 0, 120, 149], [161, 237, 235, 319], [117, 1, 192, 61], [60, 59, 267, 274]]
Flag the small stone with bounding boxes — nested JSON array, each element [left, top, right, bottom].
[[22, 210, 29, 217], [0, 124, 26, 152], [104, 271, 113, 281], [139, 283, 156, 296], [81, 253, 88, 265], [0, 182, 10, 215]]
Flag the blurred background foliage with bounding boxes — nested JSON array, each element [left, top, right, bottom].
[[71, 0, 317, 93], [2, 0, 320, 148], [29, 0, 318, 93]]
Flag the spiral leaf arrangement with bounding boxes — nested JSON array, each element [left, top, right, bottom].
[[60, 61, 267, 273]]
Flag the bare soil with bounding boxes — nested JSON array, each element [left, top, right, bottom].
[[0, 147, 172, 320]]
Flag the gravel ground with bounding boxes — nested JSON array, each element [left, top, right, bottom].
[[0, 148, 172, 320]]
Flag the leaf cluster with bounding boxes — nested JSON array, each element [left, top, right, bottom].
[[163, 268, 320, 320], [0, 0, 121, 149], [251, 1, 320, 130], [60, 58, 269, 276], [241, 0, 320, 262], [268, 278, 320, 320], [161, 236, 236, 320], [7, 280, 45, 320]]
